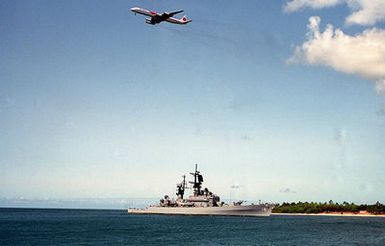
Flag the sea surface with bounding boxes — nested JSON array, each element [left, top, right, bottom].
[[1, 208, 385, 245]]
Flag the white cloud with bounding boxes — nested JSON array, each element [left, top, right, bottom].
[[279, 188, 297, 193], [346, 0, 385, 26], [284, 0, 343, 12], [375, 80, 385, 93], [288, 16, 385, 93], [284, 0, 385, 26]]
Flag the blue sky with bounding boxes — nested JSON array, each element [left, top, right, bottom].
[[1, 0, 384, 207]]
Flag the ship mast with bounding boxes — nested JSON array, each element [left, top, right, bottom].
[[189, 164, 203, 196], [176, 175, 187, 199]]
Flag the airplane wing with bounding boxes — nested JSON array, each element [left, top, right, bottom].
[[166, 10, 184, 17], [161, 10, 184, 19]]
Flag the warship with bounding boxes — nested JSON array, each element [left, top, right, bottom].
[[128, 164, 274, 217]]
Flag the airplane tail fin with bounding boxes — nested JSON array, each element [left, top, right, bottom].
[[180, 15, 192, 24]]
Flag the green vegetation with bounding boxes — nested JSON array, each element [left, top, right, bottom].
[[273, 201, 385, 214]]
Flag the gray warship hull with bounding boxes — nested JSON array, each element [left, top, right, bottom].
[[128, 164, 274, 217], [128, 204, 273, 217]]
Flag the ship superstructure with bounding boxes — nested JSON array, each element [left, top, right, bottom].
[[128, 164, 274, 216]]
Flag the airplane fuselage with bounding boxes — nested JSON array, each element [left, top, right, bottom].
[[131, 7, 191, 25]]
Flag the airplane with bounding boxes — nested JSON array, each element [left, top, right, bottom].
[[130, 7, 192, 25]]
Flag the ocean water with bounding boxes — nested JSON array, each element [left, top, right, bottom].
[[1, 208, 385, 245]]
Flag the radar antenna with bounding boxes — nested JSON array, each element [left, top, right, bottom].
[[189, 164, 204, 196]]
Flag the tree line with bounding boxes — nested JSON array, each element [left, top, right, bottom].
[[272, 201, 385, 214]]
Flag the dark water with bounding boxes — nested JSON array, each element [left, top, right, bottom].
[[1, 208, 385, 245]]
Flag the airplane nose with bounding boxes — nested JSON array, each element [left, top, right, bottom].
[[130, 7, 138, 12]]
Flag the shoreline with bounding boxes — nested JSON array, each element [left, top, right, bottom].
[[272, 212, 385, 217]]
